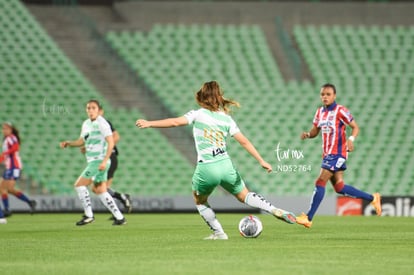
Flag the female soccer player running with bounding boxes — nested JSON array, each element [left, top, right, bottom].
[[136, 81, 296, 240], [296, 83, 382, 228], [60, 100, 126, 226], [0, 122, 36, 217], [81, 108, 132, 214]]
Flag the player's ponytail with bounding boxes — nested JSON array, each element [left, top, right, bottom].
[[221, 97, 240, 114], [12, 126, 21, 144], [195, 81, 239, 114]]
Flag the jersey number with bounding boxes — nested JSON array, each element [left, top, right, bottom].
[[204, 129, 224, 147]]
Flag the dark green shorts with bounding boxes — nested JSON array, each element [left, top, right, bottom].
[[192, 158, 245, 196]]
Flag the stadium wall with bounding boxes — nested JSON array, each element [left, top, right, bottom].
[[8, 195, 336, 215], [10, 196, 414, 216]]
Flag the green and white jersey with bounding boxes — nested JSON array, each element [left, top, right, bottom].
[[80, 115, 112, 163], [184, 108, 240, 163]]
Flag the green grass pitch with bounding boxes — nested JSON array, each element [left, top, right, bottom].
[[0, 213, 412, 275]]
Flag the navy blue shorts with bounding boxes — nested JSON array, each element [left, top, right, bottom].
[[3, 168, 21, 180], [321, 154, 347, 172]]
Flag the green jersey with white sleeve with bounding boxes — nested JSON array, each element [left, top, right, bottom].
[[184, 108, 240, 163], [80, 115, 112, 163]]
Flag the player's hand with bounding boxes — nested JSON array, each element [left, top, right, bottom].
[[300, 132, 310, 140], [60, 141, 69, 148], [98, 161, 107, 171], [80, 146, 86, 154], [136, 119, 150, 128], [260, 160, 273, 173], [347, 139, 354, 152]]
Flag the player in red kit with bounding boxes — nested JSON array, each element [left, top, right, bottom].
[[296, 84, 382, 228], [0, 122, 36, 217]]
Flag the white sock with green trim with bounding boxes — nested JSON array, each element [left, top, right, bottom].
[[98, 192, 124, 220], [75, 186, 93, 218], [196, 204, 224, 234], [244, 192, 276, 213]]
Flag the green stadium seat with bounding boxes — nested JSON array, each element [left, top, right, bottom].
[[0, 1, 194, 196], [294, 24, 413, 195]]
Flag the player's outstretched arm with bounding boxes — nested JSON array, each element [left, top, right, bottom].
[[301, 125, 320, 140], [60, 137, 84, 148], [136, 117, 188, 128], [233, 132, 272, 173]]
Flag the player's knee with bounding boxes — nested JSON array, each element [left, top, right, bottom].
[[333, 181, 345, 193], [193, 192, 208, 205], [91, 186, 98, 194], [195, 199, 208, 205], [235, 193, 245, 203], [93, 182, 106, 194], [235, 188, 249, 202], [315, 178, 327, 187]]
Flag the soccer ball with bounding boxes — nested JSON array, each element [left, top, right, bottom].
[[238, 215, 263, 238]]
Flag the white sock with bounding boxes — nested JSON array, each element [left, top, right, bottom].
[[196, 204, 224, 234], [75, 186, 93, 218], [98, 192, 124, 220], [244, 192, 276, 213]]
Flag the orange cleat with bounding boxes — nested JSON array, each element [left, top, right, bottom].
[[296, 213, 312, 228], [371, 193, 382, 216]]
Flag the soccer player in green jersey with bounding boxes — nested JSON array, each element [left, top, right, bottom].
[[60, 100, 126, 226], [81, 108, 132, 215], [136, 81, 296, 240]]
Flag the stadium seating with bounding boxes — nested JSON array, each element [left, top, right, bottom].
[[0, 0, 193, 195], [106, 25, 322, 196], [107, 24, 414, 196]]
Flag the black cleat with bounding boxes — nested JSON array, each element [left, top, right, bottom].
[[112, 218, 127, 226], [76, 215, 95, 226], [29, 200, 37, 214], [121, 194, 132, 213]]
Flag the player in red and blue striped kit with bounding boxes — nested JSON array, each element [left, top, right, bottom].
[[296, 84, 382, 228], [0, 122, 36, 218]]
